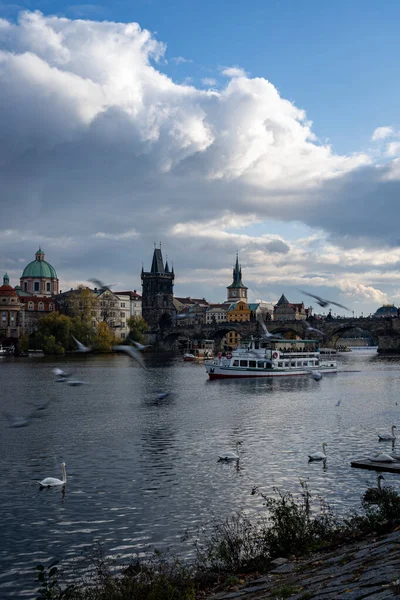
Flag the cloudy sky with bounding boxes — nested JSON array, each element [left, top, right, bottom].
[[1, 1, 400, 315]]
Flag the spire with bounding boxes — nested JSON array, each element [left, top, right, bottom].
[[3, 273, 9, 286], [165, 255, 170, 273], [35, 247, 45, 261], [150, 245, 165, 274]]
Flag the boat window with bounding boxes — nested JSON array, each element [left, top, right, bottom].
[[278, 362, 283, 367], [254, 341, 259, 349], [285, 362, 289, 367], [308, 361, 314, 367], [233, 360, 239, 366], [291, 361, 296, 367], [257, 361, 265, 368], [303, 361, 308, 366], [239, 360, 248, 367], [315, 361, 319, 366], [249, 360, 256, 368]]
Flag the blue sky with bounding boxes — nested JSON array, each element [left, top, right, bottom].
[[1, 1, 400, 314], [3, 0, 399, 155]]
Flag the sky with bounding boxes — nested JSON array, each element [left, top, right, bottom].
[[1, 0, 400, 315]]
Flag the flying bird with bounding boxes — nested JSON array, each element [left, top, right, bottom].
[[298, 290, 349, 311], [130, 339, 152, 351], [257, 318, 283, 340], [114, 345, 147, 369], [303, 322, 325, 336], [72, 336, 91, 353], [88, 278, 116, 293]]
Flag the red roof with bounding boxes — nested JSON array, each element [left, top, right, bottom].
[[0, 284, 17, 297]]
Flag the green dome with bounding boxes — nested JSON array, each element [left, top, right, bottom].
[[21, 248, 58, 279]]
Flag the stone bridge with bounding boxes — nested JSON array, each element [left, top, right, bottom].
[[159, 317, 400, 353]]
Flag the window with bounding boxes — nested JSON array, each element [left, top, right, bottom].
[[120, 312, 125, 317], [10, 312, 15, 326], [291, 361, 296, 367], [1, 311, 6, 325], [46, 282, 50, 292], [285, 362, 289, 367], [28, 302, 34, 311], [38, 302, 44, 311], [92, 320, 96, 328], [34, 281, 40, 292], [121, 302, 125, 308], [121, 332, 126, 338], [249, 360, 256, 368], [278, 362, 283, 367], [233, 360, 239, 366], [239, 360, 248, 367], [49, 303, 54, 311], [24, 282, 27, 291]]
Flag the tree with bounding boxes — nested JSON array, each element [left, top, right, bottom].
[[36, 312, 72, 353], [65, 286, 99, 323], [93, 321, 116, 353], [127, 316, 148, 344]]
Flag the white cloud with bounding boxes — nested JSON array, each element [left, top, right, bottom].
[[171, 56, 192, 65], [221, 66, 247, 78], [1, 11, 400, 313], [201, 77, 216, 86], [372, 126, 394, 141], [386, 141, 400, 156]]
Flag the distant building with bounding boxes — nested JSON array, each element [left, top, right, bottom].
[[205, 303, 228, 324], [141, 245, 175, 329], [374, 304, 398, 318], [274, 294, 307, 321], [114, 290, 142, 319], [19, 248, 59, 296], [0, 273, 21, 340], [226, 254, 248, 303]]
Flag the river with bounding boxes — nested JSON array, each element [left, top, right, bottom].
[[0, 349, 399, 598]]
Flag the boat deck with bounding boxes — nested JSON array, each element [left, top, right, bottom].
[[351, 459, 400, 474]]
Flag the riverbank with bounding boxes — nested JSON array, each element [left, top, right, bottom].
[[204, 527, 400, 599]]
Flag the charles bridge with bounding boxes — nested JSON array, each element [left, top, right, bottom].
[[158, 316, 400, 353]]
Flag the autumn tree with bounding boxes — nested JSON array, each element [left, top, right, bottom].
[[127, 316, 148, 344], [65, 286, 99, 323], [93, 321, 116, 353]]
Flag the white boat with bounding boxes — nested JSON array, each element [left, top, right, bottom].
[[205, 338, 337, 379]]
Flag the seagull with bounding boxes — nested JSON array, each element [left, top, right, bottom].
[[130, 339, 152, 351], [308, 442, 327, 462], [303, 322, 325, 336], [378, 425, 396, 441], [258, 318, 283, 340], [88, 278, 116, 293], [72, 336, 91, 353], [65, 380, 89, 386], [52, 367, 72, 378], [114, 345, 146, 369], [298, 289, 349, 311]]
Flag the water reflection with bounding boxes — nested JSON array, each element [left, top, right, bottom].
[[1, 351, 400, 598]]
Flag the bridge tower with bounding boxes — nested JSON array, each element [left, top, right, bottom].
[[141, 245, 175, 329], [227, 253, 248, 303]]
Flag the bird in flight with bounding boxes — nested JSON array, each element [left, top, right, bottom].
[[298, 290, 349, 311], [72, 336, 91, 353], [130, 339, 152, 351], [88, 278, 116, 293], [303, 322, 325, 336], [258, 317, 283, 340], [114, 344, 147, 369]]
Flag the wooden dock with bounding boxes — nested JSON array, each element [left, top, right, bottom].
[[351, 459, 400, 474]]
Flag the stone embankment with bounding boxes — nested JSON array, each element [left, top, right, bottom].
[[206, 529, 400, 600]]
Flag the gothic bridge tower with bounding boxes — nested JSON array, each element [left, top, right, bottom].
[[227, 253, 248, 303], [141, 245, 175, 328]]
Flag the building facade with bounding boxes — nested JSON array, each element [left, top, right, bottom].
[[274, 294, 307, 321], [0, 273, 21, 340], [141, 246, 175, 328], [19, 248, 59, 296]]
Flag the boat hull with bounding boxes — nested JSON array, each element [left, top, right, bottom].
[[205, 365, 337, 379]]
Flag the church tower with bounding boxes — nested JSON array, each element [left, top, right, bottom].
[[227, 254, 248, 303], [141, 245, 175, 328]]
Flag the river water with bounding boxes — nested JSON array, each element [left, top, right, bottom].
[[0, 350, 399, 598]]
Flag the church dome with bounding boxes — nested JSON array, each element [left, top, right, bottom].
[[0, 273, 17, 296], [21, 248, 58, 279]]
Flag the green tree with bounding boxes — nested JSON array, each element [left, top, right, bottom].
[[36, 312, 72, 354], [127, 316, 148, 343], [93, 321, 116, 352]]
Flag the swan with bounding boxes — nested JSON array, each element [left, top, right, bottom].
[[363, 475, 385, 503], [378, 425, 396, 441], [311, 370, 322, 381], [39, 463, 67, 487], [218, 441, 242, 461], [308, 442, 327, 462], [369, 452, 395, 463]]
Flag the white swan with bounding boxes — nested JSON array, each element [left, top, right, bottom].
[[218, 441, 242, 461], [369, 452, 395, 463], [363, 475, 385, 503], [311, 370, 322, 381], [308, 442, 327, 462], [378, 425, 396, 441], [39, 463, 67, 487]]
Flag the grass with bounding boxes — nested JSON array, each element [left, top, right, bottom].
[[34, 481, 400, 600]]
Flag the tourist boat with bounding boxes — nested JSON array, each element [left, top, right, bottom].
[[204, 338, 337, 379]]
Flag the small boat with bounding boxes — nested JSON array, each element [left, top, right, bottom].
[[0, 344, 14, 356], [205, 337, 337, 379], [183, 353, 196, 361]]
